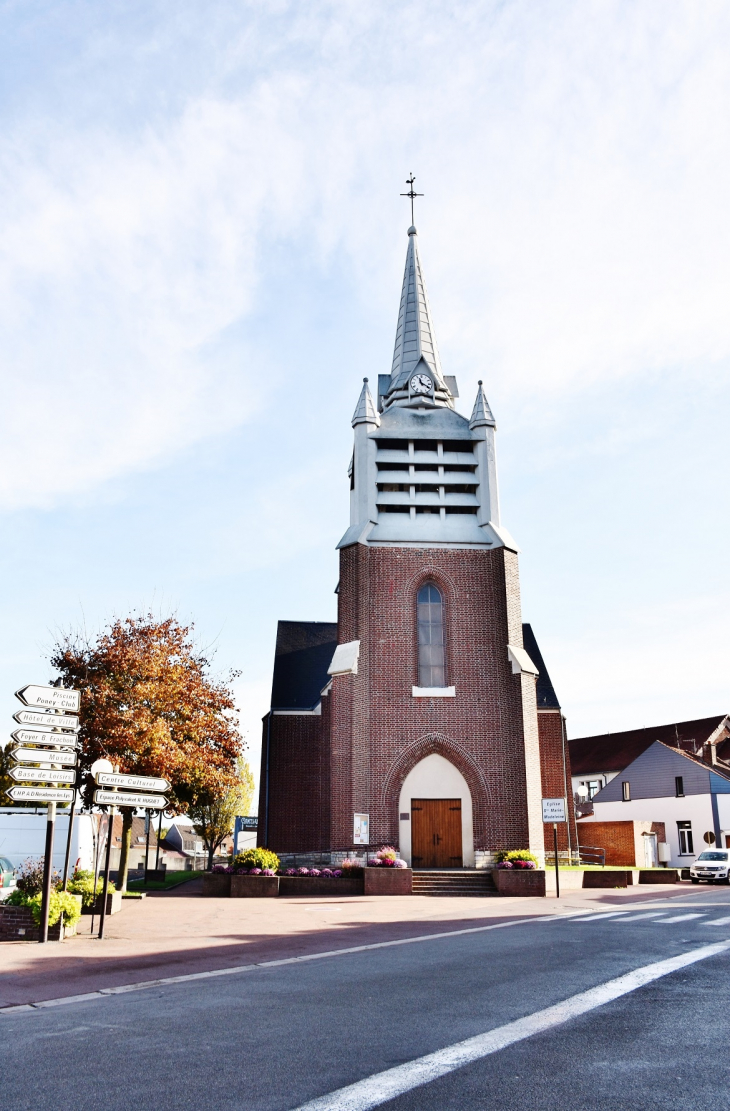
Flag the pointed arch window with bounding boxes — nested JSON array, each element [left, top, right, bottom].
[[417, 583, 446, 688]]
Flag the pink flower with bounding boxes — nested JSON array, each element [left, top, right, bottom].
[[249, 867, 263, 875]]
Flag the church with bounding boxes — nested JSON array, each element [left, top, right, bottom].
[[258, 218, 577, 868]]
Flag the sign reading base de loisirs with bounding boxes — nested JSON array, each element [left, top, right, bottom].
[[9, 766, 76, 785]]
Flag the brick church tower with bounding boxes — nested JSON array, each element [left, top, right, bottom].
[[259, 222, 577, 867]]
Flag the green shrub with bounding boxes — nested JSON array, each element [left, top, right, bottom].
[[5, 888, 81, 927], [495, 849, 539, 865], [233, 848, 280, 872], [67, 869, 116, 909]]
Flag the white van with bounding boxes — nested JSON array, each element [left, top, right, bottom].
[[690, 850, 730, 884]]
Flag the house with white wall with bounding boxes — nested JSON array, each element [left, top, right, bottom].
[[580, 741, 730, 868]]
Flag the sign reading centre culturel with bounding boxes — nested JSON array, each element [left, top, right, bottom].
[[541, 798, 567, 823], [353, 813, 369, 845]]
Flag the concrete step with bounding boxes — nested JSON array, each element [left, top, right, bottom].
[[412, 870, 497, 896]]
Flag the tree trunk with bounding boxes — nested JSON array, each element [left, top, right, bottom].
[[207, 842, 215, 871], [116, 809, 134, 892]]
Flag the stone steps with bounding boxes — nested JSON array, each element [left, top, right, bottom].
[[411, 870, 497, 896]]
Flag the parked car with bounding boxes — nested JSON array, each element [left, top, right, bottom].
[[0, 856, 16, 899], [690, 851, 730, 884]]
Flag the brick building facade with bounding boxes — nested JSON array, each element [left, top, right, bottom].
[[259, 222, 575, 867]]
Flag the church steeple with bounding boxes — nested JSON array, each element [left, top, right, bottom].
[[351, 378, 380, 427], [383, 226, 453, 410]]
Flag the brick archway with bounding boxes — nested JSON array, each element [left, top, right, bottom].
[[381, 732, 492, 848]]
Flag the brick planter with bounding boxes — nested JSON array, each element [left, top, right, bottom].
[[363, 868, 413, 895], [91, 890, 124, 915], [230, 875, 280, 898], [202, 873, 232, 897], [582, 870, 634, 889], [0, 901, 80, 942], [494, 869, 546, 897], [639, 869, 679, 884], [279, 876, 363, 896]]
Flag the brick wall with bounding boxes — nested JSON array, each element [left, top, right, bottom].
[[537, 710, 578, 852], [257, 709, 330, 851], [576, 821, 638, 866], [0, 904, 63, 942]]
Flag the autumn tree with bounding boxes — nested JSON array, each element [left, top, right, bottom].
[[51, 614, 243, 891], [188, 757, 255, 870]]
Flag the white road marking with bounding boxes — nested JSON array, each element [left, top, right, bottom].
[[702, 916, 730, 926], [655, 913, 705, 923], [294, 940, 730, 1111], [571, 911, 630, 922], [614, 912, 665, 922]]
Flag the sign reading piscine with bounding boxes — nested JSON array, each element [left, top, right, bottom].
[[15, 684, 81, 713]]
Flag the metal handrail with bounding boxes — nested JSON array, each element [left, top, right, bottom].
[[578, 846, 606, 867]]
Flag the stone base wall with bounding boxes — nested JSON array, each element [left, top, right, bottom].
[[279, 876, 363, 896], [494, 870, 546, 897], [0, 904, 77, 942], [363, 868, 412, 895], [231, 875, 280, 898]]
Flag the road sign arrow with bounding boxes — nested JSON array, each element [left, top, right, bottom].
[[6, 786, 75, 803], [11, 747, 78, 766], [93, 789, 167, 810], [9, 766, 76, 785], [94, 772, 170, 793], [10, 729, 79, 749], [12, 709, 80, 732], [15, 685, 80, 712]]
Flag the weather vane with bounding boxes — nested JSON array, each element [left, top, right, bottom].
[[400, 173, 423, 225]]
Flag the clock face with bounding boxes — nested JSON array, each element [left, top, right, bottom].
[[410, 372, 433, 394]]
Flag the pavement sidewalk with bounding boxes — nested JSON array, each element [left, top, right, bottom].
[[0, 880, 708, 1008]]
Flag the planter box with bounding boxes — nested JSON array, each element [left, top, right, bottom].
[[363, 868, 413, 896], [639, 869, 679, 884], [494, 869, 546, 897], [144, 868, 167, 884], [279, 876, 363, 897], [582, 870, 634, 889], [0, 901, 79, 942], [202, 873, 232, 897], [230, 875, 280, 898], [92, 890, 124, 915]]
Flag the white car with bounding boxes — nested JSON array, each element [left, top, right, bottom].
[[690, 850, 730, 884]]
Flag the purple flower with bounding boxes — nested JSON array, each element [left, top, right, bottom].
[[309, 868, 321, 877], [394, 859, 407, 869], [333, 869, 343, 877], [297, 867, 309, 876], [261, 868, 275, 876], [321, 868, 333, 877], [236, 867, 249, 875], [496, 861, 513, 869], [249, 867, 263, 876], [285, 868, 297, 876], [212, 865, 225, 873]]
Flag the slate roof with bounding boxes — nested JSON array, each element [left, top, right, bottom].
[[270, 620, 338, 711], [569, 715, 728, 776], [522, 624, 560, 710]]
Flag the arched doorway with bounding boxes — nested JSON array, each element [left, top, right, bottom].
[[398, 753, 475, 868]]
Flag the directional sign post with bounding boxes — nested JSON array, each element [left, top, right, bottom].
[[9, 767, 76, 785], [6, 786, 75, 803], [13, 709, 80, 732], [93, 789, 167, 810], [542, 798, 567, 899], [8, 681, 81, 943], [95, 772, 170, 793]]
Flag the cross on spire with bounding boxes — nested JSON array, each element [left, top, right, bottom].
[[400, 173, 423, 225]]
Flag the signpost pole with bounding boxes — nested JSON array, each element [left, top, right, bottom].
[[39, 802, 57, 943], [553, 823, 560, 899], [145, 810, 151, 876], [155, 809, 163, 869], [61, 787, 77, 891], [98, 806, 115, 940]]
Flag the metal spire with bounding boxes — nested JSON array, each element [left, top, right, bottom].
[[400, 173, 423, 226]]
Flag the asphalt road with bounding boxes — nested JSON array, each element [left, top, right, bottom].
[[3, 890, 730, 1110]]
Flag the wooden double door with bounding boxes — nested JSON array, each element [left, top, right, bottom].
[[411, 798, 463, 868]]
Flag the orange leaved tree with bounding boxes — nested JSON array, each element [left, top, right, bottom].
[[50, 614, 243, 891]]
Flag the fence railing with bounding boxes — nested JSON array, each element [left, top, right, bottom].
[[578, 846, 606, 867]]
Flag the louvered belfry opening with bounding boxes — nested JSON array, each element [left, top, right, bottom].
[[417, 582, 446, 688]]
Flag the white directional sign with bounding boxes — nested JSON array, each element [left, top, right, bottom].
[[541, 797, 567, 823], [13, 709, 79, 732], [9, 766, 76, 785], [11, 729, 79, 749], [7, 786, 75, 803], [93, 789, 167, 810], [15, 685, 80, 712], [11, 747, 78, 766], [94, 772, 170, 793]]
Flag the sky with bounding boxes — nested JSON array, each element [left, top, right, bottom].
[[1, 0, 729, 805]]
